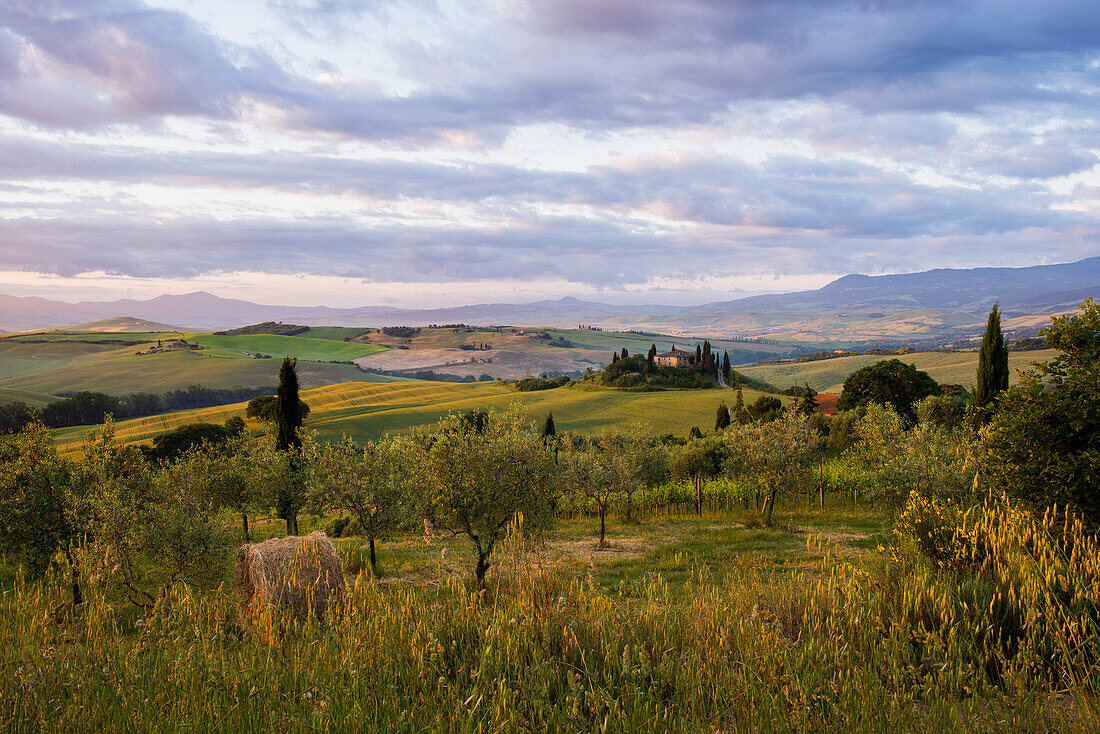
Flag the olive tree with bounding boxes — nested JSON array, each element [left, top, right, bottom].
[[307, 435, 410, 572], [0, 422, 86, 604], [724, 416, 825, 525], [82, 421, 235, 609], [418, 409, 559, 589]]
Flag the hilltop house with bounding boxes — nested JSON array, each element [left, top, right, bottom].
[[656, 346, 695, 368]]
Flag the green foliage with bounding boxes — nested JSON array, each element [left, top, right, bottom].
[[794, 381, 817, 417], [836, 358, 940, 417], [723, 416, 826, 525], [142, 418, 246, 462], [415, 409, 559, 586], [747, 395, 783, 423], [245, 394, 311, 422], [979, 298, 1100, 522], [306, 435, 411, 570], [914, 393, 967, 430], [541, 411, 556, 437], [972, 304, 1009, 414], [872, 424, 976, 513], [714, 402, 731, 431], [80, 420, 235, 609], [511, 375, 569, 392], [0, 423, 78, 580]]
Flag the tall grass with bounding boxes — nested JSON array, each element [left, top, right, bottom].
[[1, 500, 1095, 732]]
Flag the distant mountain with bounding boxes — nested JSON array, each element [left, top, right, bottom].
[[695, 257, 1100, 313], [0, 256, 1096, 334]]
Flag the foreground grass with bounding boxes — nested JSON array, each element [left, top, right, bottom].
[[2, 502, 1094, 732]]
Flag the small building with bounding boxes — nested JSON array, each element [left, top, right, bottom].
[[656, 346, 695, 368]]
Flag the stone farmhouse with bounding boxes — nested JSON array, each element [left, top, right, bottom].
[[656, 346, 696, 368]]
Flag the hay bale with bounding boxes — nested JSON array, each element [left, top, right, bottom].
[[234, 531, 346, 621]]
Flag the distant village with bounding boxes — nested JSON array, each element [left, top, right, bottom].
[[135, 338, 199, 355]]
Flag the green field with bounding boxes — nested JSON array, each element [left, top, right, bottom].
[[0, 342, 402, 398], [52, 381, 781, 450], [182, 333, 387, 362], [738, 349, 1059, 393]]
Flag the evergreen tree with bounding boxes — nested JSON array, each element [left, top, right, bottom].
[[715, 402, 731, 431], [972, 303, 1009, 413], [541, 411, 556, 438], [620, 347, 629, 360], [695, 344, 702, 364], [733, 385, 749, 423], [688, 425, 703, 439], [796, 381, 818, 417], [648, 343, 657, 363], [722, 351, 731, 380], [275, 357, 303, 534], [611, 352, 619, 363]]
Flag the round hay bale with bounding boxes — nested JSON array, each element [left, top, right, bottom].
[[234, 531, 346, 621]]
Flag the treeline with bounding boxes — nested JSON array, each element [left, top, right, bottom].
[[214, 322, 309, 336], [379, 326, 421, 339], [357, 366, 494, 383], [0, 384, 274, 433]]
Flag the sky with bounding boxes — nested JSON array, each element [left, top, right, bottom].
[[0, 0, 1098, 308]]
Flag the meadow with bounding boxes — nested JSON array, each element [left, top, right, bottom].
[[3, 494, 1094, 732], [182, 333, 387, 362], [51, 381, 781, 451], [738, 349, 1058, 392]]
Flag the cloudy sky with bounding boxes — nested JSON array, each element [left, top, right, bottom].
[[0, 0, 1098, 307]]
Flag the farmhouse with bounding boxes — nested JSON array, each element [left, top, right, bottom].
[[656, 346, 696, 368]]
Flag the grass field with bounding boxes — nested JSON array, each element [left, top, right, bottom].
[[4, 495, 1093, 731], [183, 333, 387, 362], [52, 381, 782, 450], [0, 342, 401, 398], [738, 348, 1059, 392]]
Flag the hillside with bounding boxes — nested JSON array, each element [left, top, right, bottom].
[[51, 380, 783, 451], [738, 349, 1059, 393], [51, 317, 182, 333]]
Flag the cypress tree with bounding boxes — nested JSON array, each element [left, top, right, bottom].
[[541, 411, 556, 438], [621, 347, 629, 360], [648, 343, 657, 363], [722, 351, 731, 380], [276, 356, 302, 451], [715, 402, 731, 430], [695, 344, 702, 364], [611, 352, 618, 363], [973, 303, 1009, 411], [275, 357, 303, 535], [796, 381, 818, 417]]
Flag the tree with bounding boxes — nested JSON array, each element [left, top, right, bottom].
[[179, 434, 272, 541], [541, 411, 556, 438], [565, 430, 666, 546], [307, 436, 409, 573], [722, 351, 731, 381], [275, 357, 306, 534], [143, 418, 245, 463], [418, 409, 558, 589], [748, 395, 784, 423], [733, 385, 749, 424], [795, 382, 818, 417], [621, 347, 629, 360], [836, 359, 940, 418], [276, 357, 304, 452], [247, 394, 310, 423], [972, 303, 1009, 415], [715, 402, 731, 431], [0, 422, 84, 604], [979, 299, 1100, 522], [724, 417, 825, 525], [688, 425, 704, 439], [695, 344, 702, 364], [648, 344, 658, 364]]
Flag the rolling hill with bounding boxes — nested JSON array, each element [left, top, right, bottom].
[[51, 381, 782, 452], [737, 349, 1059, 393], [1, 257, 1095, 340]]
